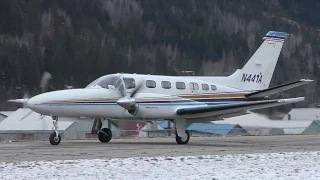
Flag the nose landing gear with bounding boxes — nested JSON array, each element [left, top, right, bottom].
[[49, 116, 61, 145]]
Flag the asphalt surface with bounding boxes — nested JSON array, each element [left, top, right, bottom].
[[1, 135, 320, 162]]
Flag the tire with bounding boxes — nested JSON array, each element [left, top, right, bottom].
[[98, 128, 112, 143], [175, 130, 190, 144], [49, 132, 61, 145]]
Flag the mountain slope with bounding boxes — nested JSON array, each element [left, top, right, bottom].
[[0, 0, 319, 110]]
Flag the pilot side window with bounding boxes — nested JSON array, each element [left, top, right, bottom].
[[211, 85, 217, 90], [161, 81, 171, 89], [123, 78, 135, 89], [146, 80, 156, 88], [202, 84, 209, 90], [176, 82, 186, 89], [189, 82, 199, 90]]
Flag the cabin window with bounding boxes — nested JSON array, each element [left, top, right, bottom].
[[176, 82, 186, 89], [211, 85, 217, 90], [123, 78, 135, 89], [189, 82, 199, 90], [202, 84, 209, 90], [161, 81, 171, 89], [146, 80, 156, 88]]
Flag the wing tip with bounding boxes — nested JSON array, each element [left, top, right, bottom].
[[278, 97, 305, 103], [300, 79, 314, 82]]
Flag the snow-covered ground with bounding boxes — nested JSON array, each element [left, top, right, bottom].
[[1, 151, 320, 180]]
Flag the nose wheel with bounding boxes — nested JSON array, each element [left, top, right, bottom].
[[49, 116, 61, 145], [49, 132, 61, 145]]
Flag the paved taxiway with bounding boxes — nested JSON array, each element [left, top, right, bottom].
[[1, 135, 320, 162]]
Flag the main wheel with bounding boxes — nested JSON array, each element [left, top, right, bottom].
[[98, 128, 112, 143], [49, 132, 61, 145], [175, 130, 190, 144]]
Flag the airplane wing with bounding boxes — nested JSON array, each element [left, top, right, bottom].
[[176, 97, 304, 119], [245, 79, 313, 98]]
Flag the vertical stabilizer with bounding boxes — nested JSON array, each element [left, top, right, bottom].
[[226, 31, 288, 91]]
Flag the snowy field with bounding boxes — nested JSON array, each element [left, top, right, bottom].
[[1, 151, 320, 180]]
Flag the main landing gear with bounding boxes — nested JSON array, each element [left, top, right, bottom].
[[48, 116, 187, 145], [98, 128, 112, 143], [174, 119, 190, 144], [49, 116, 61, 145], [175, 130, 190, 144], [93, 117, 113, 143]]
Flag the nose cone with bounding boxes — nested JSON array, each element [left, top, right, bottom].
[[26, 94, 46, 112], [27, 95, 41, 107], [25, 88, 121, 116], [26, 90, 69, 115], [117, 97, 136, 110]]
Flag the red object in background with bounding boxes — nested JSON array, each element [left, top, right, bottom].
[[136, 122, 141, 135]]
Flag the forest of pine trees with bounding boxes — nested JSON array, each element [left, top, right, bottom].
[[1, 0, 320, 111]]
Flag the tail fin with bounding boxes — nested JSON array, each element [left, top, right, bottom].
[[227, 31, 288, 91]]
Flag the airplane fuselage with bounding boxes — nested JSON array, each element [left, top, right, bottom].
[[27, 73, 250, 120]]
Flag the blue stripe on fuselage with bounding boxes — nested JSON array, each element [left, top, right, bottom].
[[38, 98, 250, 107]]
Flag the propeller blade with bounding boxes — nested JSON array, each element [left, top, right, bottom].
[[40, 71, 52, 93], [119, 88, 126, 97], [130, 80, 144, 98]]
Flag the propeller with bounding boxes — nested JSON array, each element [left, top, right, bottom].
[[116, 78, 144, 114], [39, 72, 52, 93], [8, 72, 52, 108], [129, 80, 143, 98]]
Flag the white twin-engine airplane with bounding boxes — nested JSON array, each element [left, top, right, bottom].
[[9, 31, 313, 145]]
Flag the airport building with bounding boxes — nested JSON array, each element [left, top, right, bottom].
[[2, 108, 320, 141], [0, 111, 13, 123], [282, 108, 320, 121], [213, 112, 313, 135], [139, 121, 249, 137], [0, 108, 122, 141]]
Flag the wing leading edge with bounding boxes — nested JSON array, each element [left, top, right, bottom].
[[176, 97, 305, 117]]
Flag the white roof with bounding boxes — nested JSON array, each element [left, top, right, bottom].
[[214, 112, 312, 129], [0, 108, 75, 131], [0, 111, 14, 117], [282, 108, 320, 121]]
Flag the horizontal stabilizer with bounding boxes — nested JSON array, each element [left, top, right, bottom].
[[263, 31, 288, 40], [245, 79, 313, 98]]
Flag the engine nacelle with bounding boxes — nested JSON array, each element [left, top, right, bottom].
[[127, 104, 139, 116]]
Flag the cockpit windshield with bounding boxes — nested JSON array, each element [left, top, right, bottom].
[[85, 77, 103, 88], [85, 75, 124, 91]]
